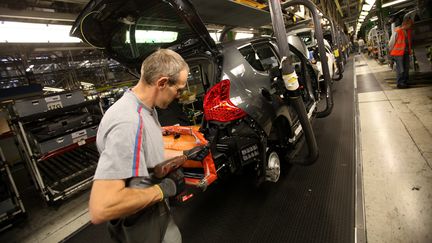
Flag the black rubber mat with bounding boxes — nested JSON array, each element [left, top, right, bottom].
[[64, 60, 356, 243], [356, 73, 382, 93]]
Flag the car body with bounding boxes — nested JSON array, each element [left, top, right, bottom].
[[71, 0, 321, 187], [286, 25, 337, 80]]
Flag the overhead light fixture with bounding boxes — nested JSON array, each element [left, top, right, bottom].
[[362, 4, 373, 11], [0, 21, 80, 43], [382, 0, 409, 8], [43, 87, 65, 92], [80, 82, 94, 87], [370, 16, 378, 21]]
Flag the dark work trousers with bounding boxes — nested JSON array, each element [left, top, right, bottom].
[[394, 53, 410, 86], [107, 201, 181, 243]]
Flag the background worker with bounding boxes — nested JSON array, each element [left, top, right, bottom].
[[89, 49, 209, 243], [357, 37, 365, 54], [389, 16, 414, 89]]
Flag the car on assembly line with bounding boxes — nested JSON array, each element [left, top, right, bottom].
[[71, 0, 322, 191], [286, 23, 337, 81]]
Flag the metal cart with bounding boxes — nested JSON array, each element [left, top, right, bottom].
[[0, 147, 26, 232], [8, 90, 102, 203]]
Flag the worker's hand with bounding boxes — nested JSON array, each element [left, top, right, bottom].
[[157, 169, 185, 199], [183, 145, 209, 161]]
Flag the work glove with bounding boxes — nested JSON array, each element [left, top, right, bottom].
[[157, 169, 185, 199], [183, 145, 209, 161]]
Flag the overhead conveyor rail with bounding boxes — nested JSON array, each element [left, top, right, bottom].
[[7, 90, 103, 203]]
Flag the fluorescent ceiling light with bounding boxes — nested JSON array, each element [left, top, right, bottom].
[[370, 16, 378, 21], [43, 87, 65, 92], [382, 0, 409, 8], [362, 4, 373, 11], [80, 82, 94, 87], [0, 21, 80, 43]]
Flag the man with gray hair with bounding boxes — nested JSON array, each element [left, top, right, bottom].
[[89, 49, 209, 243]]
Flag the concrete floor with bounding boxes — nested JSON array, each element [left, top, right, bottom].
[[0, 189, 90, 243], [356, 54, 432, 243], [1, 54, 431, 242]]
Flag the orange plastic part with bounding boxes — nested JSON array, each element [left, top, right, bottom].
[[162, 126, 217, 187]]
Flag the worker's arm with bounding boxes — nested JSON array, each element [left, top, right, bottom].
[[89, 179, 162, 224], [90, 120, 170, 224], [388, 30, 398, 52]]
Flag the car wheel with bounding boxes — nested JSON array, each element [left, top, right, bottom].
[[265, 151, 281, 182]]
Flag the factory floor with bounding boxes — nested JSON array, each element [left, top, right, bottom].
[[356, 54, 432, 243], [0, 53, 431, 243]]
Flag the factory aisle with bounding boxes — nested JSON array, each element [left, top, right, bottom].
[[355, 54, 432, 243]]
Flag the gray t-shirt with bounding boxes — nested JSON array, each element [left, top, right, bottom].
[[94, 90, 164, 180]]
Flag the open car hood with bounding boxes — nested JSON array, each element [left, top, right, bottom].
[[70, 0, 218, 72]]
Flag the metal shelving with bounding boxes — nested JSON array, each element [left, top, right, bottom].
[[8, 90, 102, 203], [0, 48, 136, 90]]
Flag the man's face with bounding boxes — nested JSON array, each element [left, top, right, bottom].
[[155, 69, 188, 109]]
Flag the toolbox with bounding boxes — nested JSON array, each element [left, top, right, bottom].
[[12, 90, 85, 118]]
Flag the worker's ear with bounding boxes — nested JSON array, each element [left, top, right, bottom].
[[156, 77, 169, 89]]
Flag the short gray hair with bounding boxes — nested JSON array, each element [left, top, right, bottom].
[[140, 49, 189, 86]]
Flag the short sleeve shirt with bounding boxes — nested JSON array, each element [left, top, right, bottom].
[[94, 90, 165, 180]]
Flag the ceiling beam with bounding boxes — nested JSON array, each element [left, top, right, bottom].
[[50, 0, 89, 4], [343, 15, 359, 20], [347, 0, 351, 16], [0, 7, 77, 22], [334, 0, 344, 17], [341, 2, 358, 9]]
